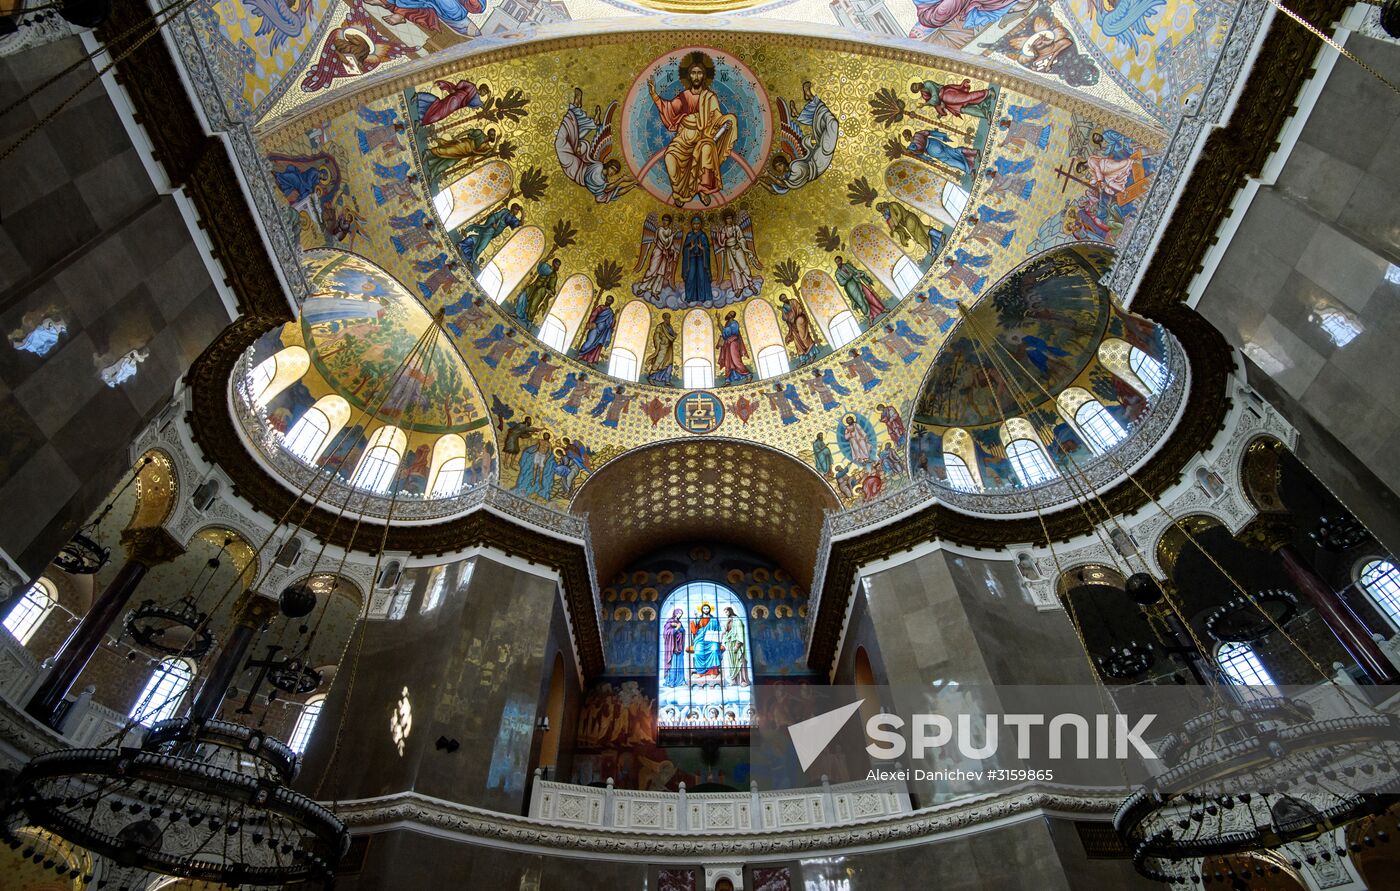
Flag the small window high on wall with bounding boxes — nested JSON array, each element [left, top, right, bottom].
[[1074, 401, 1127, 454], [892, 256, 922, 298], [1129, 348, 1168, 395], [1360, 560, 1400, 630], [3, 579, 56, 646], [943, 453, 978, 492], [283, 409, 331, 463], [1216, 642, 1275, 691], [828, 311, 862, 349], [130, 657, 195, 726], [1006, 438, 1057, 487], [657, 581, 753, 729], [288, 695, 326, 755]]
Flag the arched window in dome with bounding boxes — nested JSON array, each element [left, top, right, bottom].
[[658, 581, 753, 730], [474, 225, 545, 303], [1001, 418, 1057, 487], [432, 161, 513, 232], [851, 223, 919, 301], [130, 657, 194, 726], [282, 395, 351, 464], [799, 270, 860, 349], [884, 157, 967, 228], [350, 426, 408, 494], [1074, 401, 1127, 454], [288, 695, 326, 755], [1359, 560, 1400, 631], [608, 300, 651, 382], [247, 346, 309, 408], [427, 434, 467, 497], [3, 578, 56, 646], [1057, 387, 1127, 455], [743, 300, 788, 379], [539, 273, 594, 354], [941, 427, 981, 492], [1097, 338, 1163, 398], [681, 309, 715, 389], [1216, 641, 1275, 692]]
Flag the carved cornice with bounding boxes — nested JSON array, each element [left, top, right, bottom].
[[331, 788, 1121, 859]]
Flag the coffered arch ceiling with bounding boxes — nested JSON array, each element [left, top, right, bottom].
[[572, 438, 839, 592], [245, 28, 1171, 518]]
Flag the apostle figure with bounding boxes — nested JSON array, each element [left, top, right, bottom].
[[722, 607, 750, 686], [812, 432, 834, 477], [688, 603, 723, 685], [576, 294, 616, 365], [416, 79, 489, 126], [780, 294, 818, 363], [715, 310, 751, 383], [645, 312, 677, 385], [911, 78, 993, 119], [833, 256, 887, 323], [648, 51, 739, 207], [519, 258, 560, 327], [682, 215, 713, 304], [457, 202, 521, 270], [663, 609, 687, 687]]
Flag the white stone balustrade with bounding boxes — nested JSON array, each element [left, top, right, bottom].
[[528, 771, 912, 832]]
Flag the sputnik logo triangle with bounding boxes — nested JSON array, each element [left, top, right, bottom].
[[787, 699, 864, 772]]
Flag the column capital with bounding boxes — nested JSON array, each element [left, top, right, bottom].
[[119, 526, 185, 566]]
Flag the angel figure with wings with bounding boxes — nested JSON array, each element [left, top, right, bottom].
[[632, 213, 682, 302], [762, 81, 840, 195], [555, 87, 634, 204], [712, 209, 763, 300]]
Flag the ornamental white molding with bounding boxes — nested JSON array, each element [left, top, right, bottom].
[[332, 785, 1122, 862]]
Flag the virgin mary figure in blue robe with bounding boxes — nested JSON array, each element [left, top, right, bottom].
[[682, 216, 713, 304]]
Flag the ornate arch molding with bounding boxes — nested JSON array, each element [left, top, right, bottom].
[[183, 318, 603, 674]]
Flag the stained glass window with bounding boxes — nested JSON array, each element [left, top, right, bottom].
[[657, 581, 753, 730]]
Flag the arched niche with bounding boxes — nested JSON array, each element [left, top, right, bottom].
[[608, 300, 652, 381], [681, 308, 715, 389], [884, 157, 967, 229], [743, 299, 787, 379], [799, 269, 861, 349], [540, 273, 594, 353], [852, 223, 920, 301], [476, 225, 545, 303], [433, 160, 512, 231], [247, 345, 310, 407]]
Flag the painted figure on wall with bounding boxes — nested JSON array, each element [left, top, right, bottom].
[[722, 607, 750, 686], [911, 78, 994, 119], [645, 312, 677, 384], [663, 609, 687, 687], [779, 294, 818, 364], [833, 256, 886, 323], [903, 127, 979, 177], [682, 216, 714, 304], [648, 51, 739, 207], [712, 209, 762, 299], [556, 88, 632, 204], [763, 82, 839, 195], [715, 311, 751, 383], [689, 603, 723, 685], [365, 0, 482, 37], [576, 295, 617, 365], [457, 202, 522, 270], [415, 78, 489, 126], [634, 213, 682, 302]]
